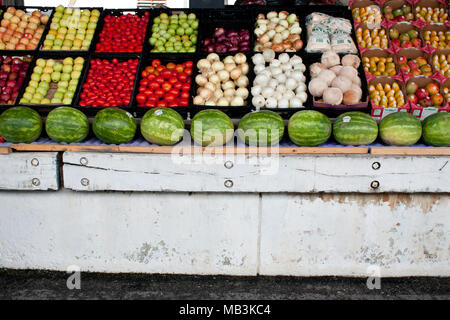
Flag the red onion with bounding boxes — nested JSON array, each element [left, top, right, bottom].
[[202, 26, 251, 53], [213, 28, 226, 38]]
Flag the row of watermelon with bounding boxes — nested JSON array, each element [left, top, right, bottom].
[[0, 106, 449, 147]]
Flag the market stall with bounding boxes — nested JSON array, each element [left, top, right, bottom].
[[0, 2, 449, 276]]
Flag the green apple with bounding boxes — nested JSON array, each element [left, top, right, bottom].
[[64, 91, 74, 99], [30, 98, 41, 104], [64, 8, 73, 15], [36, 59, 46, 68], [61, 73, 71, 81], [43, 66, 53, 74], [73, 64, 83, 72], [55, 5, 64, 12], [63, 39, 73, 47], [71, 71, 81, 80], [47, 59, 56, 68], [85, 34, 93, 41], [23, 92, 33, 100], [41, 74, 51, 82], [67, 27, 77, 35], [53, 62, 63, 72], [51, 98, 62, 104], [188, 13, 196, 20], [65, 33, 75, 41], [69, 79, 78, 86], [63, 57, 74, 65], [54, 38, 63, 47], [32, 93, 43, 100], [28, 80, 39, 88], [74, 57, 84, 65], [41, 98, 51, 104], [33, 66, 43, 74], [75, 34, 85, 41], [36, 86, 47, 96], [58, 80, 69, 88], [20, 98, 29, 104], [67, 85, 77, 92], [79, 22, 87, 30], [91, 9, 100, 17], [82, 9, 90, 17], [38, 81, 49, 90], [53, 92, 64, 100], [62, 98, 72, 105], [31, 73, 41, 82], [51, 72, 61, 82], [25, 86, 35, 94], [80, 15, 89, 24], [62, 65, 73, 73]]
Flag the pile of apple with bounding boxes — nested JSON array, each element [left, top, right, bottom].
[[397, 55, 433, 77], [0, 56, 31, 104], [0, 7, 49, 50], [96, 12, 149, 53], [42, 6, 100, 51], [79, 58, 138, 107], [136, 59, 192, 108], [406, 81, 444, 108], [389, 28, 422, 49], [383, 3, 414, 21], [148, 12, 198, 53], [20, 57, 84, 105]]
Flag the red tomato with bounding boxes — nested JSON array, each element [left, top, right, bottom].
[[166, 62, 176, 70], [152, 59, 161, 68], [136, 93, 147, 104], [184, 61, 193, 68], [164, 93, 177, 103], [157, 100, 167, 107], [162, 82, 172, 91], [178, 72, 188, 82], [180, 91, 190, 100], [178, 98, 189, 107], [149, 82, 160, 90], [181, 83, 191, 92], [175, 64, 184, 73], [168, 77, 178, 85]]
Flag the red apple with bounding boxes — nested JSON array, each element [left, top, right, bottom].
[[426, 83, 440, 96], [407, 94, 418, 104], [401, 40, 412, 48], [419, 96, 432, 107], [431, 93, 444, 106], [411, 38, 422, 48], [391, 38, 400, 47], [397, 56, 407, 64], [416, 88, 428, 100]]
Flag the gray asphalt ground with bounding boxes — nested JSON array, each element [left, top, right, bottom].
[[0, 269, 449, 299]]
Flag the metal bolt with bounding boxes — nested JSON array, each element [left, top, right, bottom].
[[224, 161, 233, 169], [31, 178, 40, 186], [224, 180, 233, 188], [31, 158, 39, 166], [371, 180, 380, 189], [80, 157, 88, 166], [81, 178, 90, 186], [372, 162, 381, 170]]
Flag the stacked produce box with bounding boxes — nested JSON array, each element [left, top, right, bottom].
[[0, 2, 448, 148]]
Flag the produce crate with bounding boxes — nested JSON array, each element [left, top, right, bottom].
[[74, 53, 142, 114], [396, 47, 433, 81], [16, 53, 89, 112], [143, 8, 203, 55], [361, 48, 399, 80], [199, 9, 254, 54], [133, 53, 195, 118], [0, 55, 33, 107], [420, 24, 449, 51], [91, 9, 152, 55], [38, 7, 103, 56], [0, 6, 54, 56], [369, 77, 410, 120], [407, 76, 449, 120]]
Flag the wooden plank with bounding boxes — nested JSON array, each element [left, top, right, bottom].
[[11, 143, 368, 154], [62, 152, 450, 192], [0, 152, 59, 190], [0, 146, 11, 155], [370, 147, 450, 156]]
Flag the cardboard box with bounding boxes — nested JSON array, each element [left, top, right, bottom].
[[382, 0, 415, 24], [368, 77, 409, 119], [420, 24, 449, 53], [388, 22, 423, 52], [361, 48, 399, 80], [430, 48, 450, 78], [351, 0, 382, 28], [396, 47, 432, 81], [407, 76, 449, 119], [355, 24, 390, 52]]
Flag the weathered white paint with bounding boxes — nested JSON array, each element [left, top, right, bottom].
[[259, 194, 450, 277], [0, 152, 59, 191], [63, 152, 450, 193], [0, 190, 259, 275]]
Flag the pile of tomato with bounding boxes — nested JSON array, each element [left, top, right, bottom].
[[135, 59, 192, 107], [95, 12, 149, 53], [79, 58, 138, 107]]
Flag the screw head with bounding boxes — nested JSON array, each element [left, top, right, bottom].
[[224, 180, 233, 188], [80, 157, 88, 166], [372, 162, 381, 170], [224, 161, 233, 169], [31, 178, 40, 186], [81, 178, 89, 186], [31, 158, 39, 167], [371, 180, 380, 189]]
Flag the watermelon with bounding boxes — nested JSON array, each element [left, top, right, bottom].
[[379, 112, 422, 146], [190, 109, 234, 147], [333, 111, 378, 146], [422, 112, 450, 147], [237, 110, 284, 146], [288, 110, 331, 146], [141, 108, 185, 146], [46, 107, 89, 143], [93, 108, 137, 144], [0, 107, 42, 143]]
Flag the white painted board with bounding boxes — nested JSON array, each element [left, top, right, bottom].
[[0, 152, 59, 191], [63, 152, 450, 193]]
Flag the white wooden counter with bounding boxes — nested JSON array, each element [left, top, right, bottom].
[[0, 149, 449, 277]]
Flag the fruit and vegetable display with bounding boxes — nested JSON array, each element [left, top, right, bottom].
[[414, 5, 448, 23], [0, 7, 49, 50], [194, 53, 249, 107], [423, 29, 450, 49], [95, 11, 149, 53], [136, 59, 192, 108], [148, 12, 198, 53], [78, 58, 138, 107], [254, 11, 303, 52], [202, 27, 250, 53], [369, 81, 405, 108], [251, 49, 307, 109], [405, 80, 445, 108], [20, 57, 84, 105], [352, 5, 382, 25], [0, 56, 31, 105], [397, 54, 433, 77], [432, 53, 450, 77], [362, 55, 397, 76], [308, 51, 363, 106], [42, 6, 100, 51]]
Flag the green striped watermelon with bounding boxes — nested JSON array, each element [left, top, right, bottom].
[[190, 109, 234, 147], [333, 111, 378, 146], [288, 110, 331, 146], [46, 107, 89, 143], [237, 110, 284, 146], [0, 107, 42, 143], [379, 112, 422, 146], [422, 112, 450, 147], [93, 108, 137, 144], [141, 108, 185, 146]]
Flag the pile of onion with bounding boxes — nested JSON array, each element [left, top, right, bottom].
[[194, 53, 249, 107], [202, 28, 250, 53], [254, 11, 303, 52]]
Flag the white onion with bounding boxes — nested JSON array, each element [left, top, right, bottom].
[[262, 49, 275, 62], [217, 70, 229, 82], [296, 82, 307, 92], [234, 53, 246, 65], [193, 95, 205, 105], [240, 63, 249, 75], [231, 96, 245, 106], [270, 59, 281, 68], [278, 98, 289, 108], [214, 89, 224, 100], [224, 88, 235, 97], [252, 95, 265, 108], [296, 91, 307, 103], [199, 88, 213, 100], [236, 87, 249, 99], [291, 70, 305, 83], [212, 61, 224, 72], [275, 73, 286, 84], [209, 74, 220, 84], [206, 53, 220, 63], [276, 84, 286, 93], [262, 87, 274, 98], [222, 80, 235, 91], [268, 78, 278, 89], [197, 59, 211, 70], [279, 53, 290, 64], [195, 75, 207, 86], [254, 74, 269, 86], [286, 78, 298, 90], [224, 63, 236, 73], [217, 97, 229, 106], [236, 76, 249, 88], [251, 86, 262, 97], [265, 97, 277, 108], [289, 97, 302, 108], [205, 82, 216, 92], [270, 66, 282, 76], [252, 53, 265, 65], [283, 89, 295, 100], [205, 100, 216, 106], [273, 91, 283, 101], [223, 56, 235, 64], [254, 64, 266, 74], [290, 55, 302, 65], [293, 63, 305, 71], [281, 63, 292, 72]]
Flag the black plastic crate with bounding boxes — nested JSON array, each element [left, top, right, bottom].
[[0, 6, 54, 56], [0, 54, 33, 107], [38, 7, 103, 56], [143, 8, 203, 55], [133, 53, 195, 118], [192, 52, 253, 118], [91, 8, 152, 55], [74, 53, 142, 112], [199, 9, 254, 54], [15, 53, 89, 112]]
